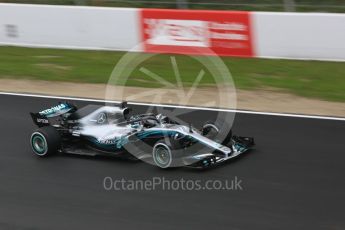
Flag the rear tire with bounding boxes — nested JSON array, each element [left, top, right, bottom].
[[152, 140, 173, 168], [30, 126, 61, 157]]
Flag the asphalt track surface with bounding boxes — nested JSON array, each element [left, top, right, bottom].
[[0, 94, 344, 230]]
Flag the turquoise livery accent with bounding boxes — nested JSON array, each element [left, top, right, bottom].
[[39, 103, 73, 118]]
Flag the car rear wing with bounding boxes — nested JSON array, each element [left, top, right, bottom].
[[30, 112, 50, 127], [38, 102, 76, 118], [30, 102, 77, 127]]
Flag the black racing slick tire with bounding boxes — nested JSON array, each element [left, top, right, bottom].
[[30, 126, 61, 157], [202, 121, 232, 146], [202, 121, 220, 139]]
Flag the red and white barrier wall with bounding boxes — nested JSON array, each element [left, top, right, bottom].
[[1, 3, 345, 61], [140, 9, 254, 57], [253, 12, 345, 61], [0, 4, 140, 51]]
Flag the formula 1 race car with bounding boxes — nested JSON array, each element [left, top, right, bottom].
[[29, 102, 254, 168]]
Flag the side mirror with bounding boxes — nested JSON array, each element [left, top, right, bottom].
[[174, 133, 185, 140]]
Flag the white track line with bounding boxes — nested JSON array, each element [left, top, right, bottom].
[[1, 91, 344, 121]]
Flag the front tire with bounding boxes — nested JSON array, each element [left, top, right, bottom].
[[202, 121, 219, 139], [202, 121, 232, 145], [30, 126, 61, 157]]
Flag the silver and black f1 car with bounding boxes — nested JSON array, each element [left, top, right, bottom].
[[30, 102, 254, 168]]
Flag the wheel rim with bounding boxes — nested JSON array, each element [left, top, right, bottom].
[[31, 133, 47, 155], [153, 145, 172, 168]]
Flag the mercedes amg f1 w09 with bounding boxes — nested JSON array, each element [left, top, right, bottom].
[[30, 102, 254, 168]]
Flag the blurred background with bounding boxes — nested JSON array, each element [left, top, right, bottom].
[[0, 0, 344, 116], [1, 0, 344, 12]]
